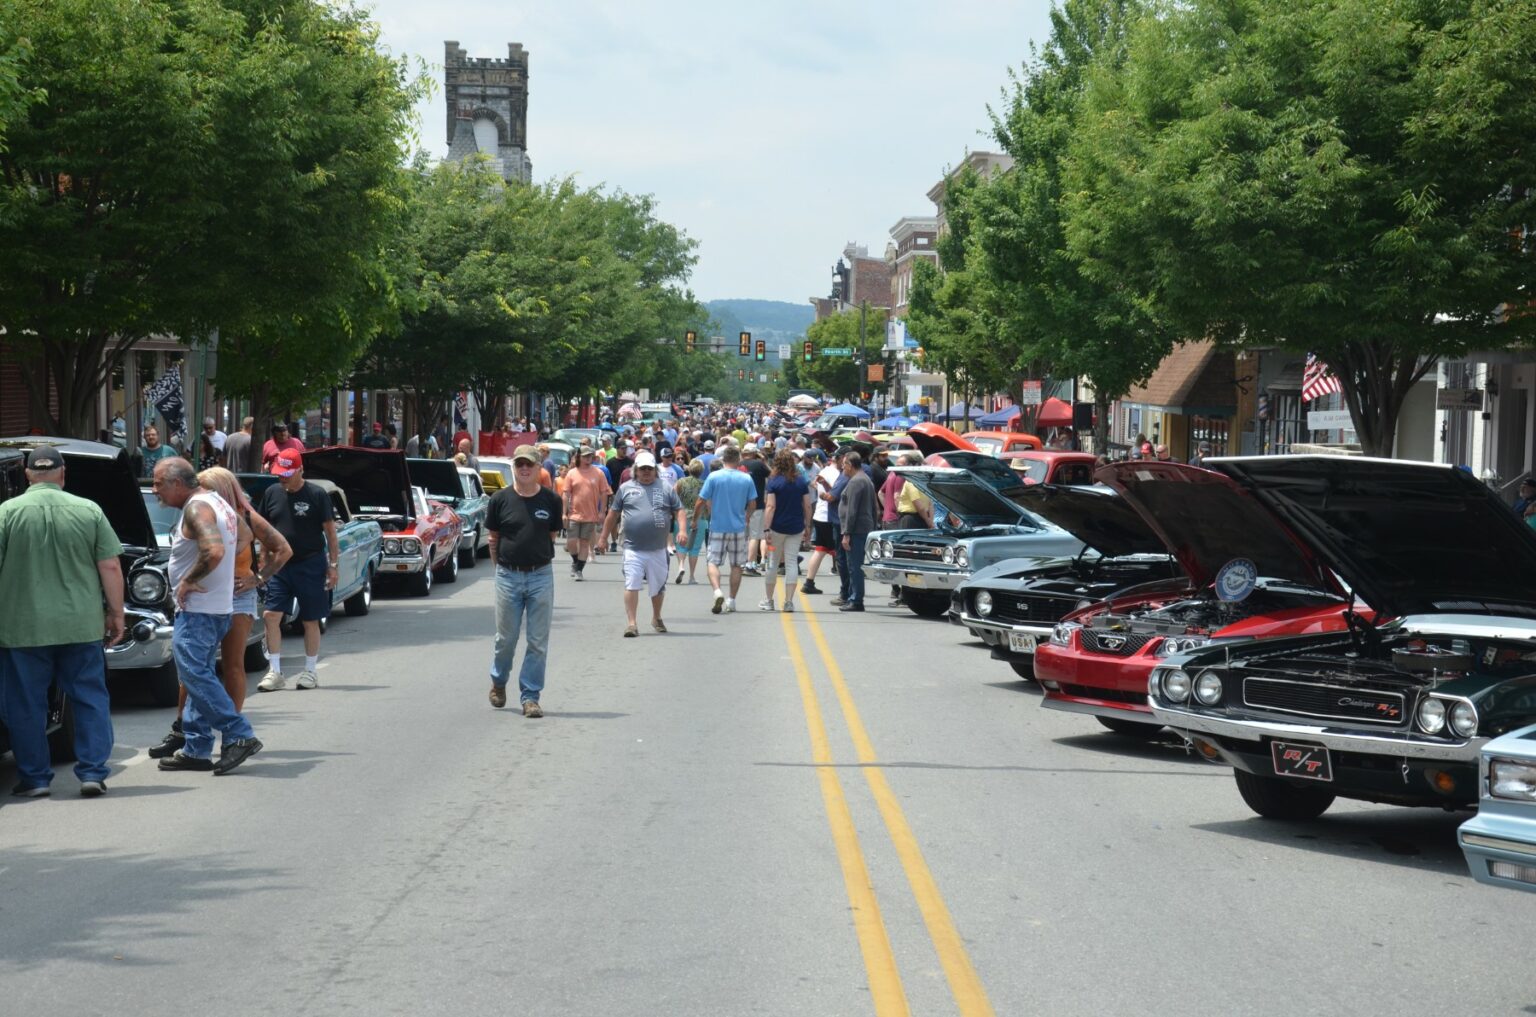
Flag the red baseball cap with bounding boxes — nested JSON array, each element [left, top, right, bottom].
[[372, 422, 383, 431], [273, 449, 303, 477]]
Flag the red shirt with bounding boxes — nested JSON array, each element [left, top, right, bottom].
[[261, 436, 306, 472]]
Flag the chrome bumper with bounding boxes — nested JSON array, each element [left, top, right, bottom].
[[864, 563, 967, 592], [957, 612, 1053, 643], [105, 611, 175, 670], [380, 554, 428, 575], [1151, 702, 1485, 763]]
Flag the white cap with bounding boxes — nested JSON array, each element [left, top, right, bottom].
[[634, 451, 657, 469]]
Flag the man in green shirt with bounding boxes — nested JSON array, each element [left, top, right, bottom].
[[0, 446, 126, 798]]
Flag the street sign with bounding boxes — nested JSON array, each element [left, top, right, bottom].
[[778, 344, 791, 360], [823, 348, 853, 357], [1021, 380, 1042, 405], [1436, 387, 1484, 411], [758, 373, 768, 383], [1306, 409, 1354, 430]]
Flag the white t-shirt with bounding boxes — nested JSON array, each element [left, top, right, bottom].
[[812, 464, 839, 523]]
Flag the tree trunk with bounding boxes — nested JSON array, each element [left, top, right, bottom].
[[1334, 340, 1434, 459], [1093, 389, 1111, 457]]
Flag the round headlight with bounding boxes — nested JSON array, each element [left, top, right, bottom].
[[1162, 669, 1192, 703], [1417, 697, 1447, 734], [1449, 700, 1478, 738], [942, 547, 956, 564], [868, 541, 882, 560], [882, 540, 894, 558], [404, 538, 420, 553], [956, 548, 970, 568], [1194, 671, 1223, 705], [975, 591, 994, 617], [129, 570, 167, 605], [384, 539, 401, 555]]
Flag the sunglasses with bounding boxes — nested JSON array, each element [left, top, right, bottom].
[[514, 461, 538, 469]]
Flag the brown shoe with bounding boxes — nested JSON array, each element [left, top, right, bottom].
[[489, 685, 507, 709], [652, 618, 667, 633], [522, 700, 543, 718], [623, 623, 639, 638]]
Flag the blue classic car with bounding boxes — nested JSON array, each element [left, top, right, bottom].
[[407, 458, 490, 567], [237, 474, 384, 620], [1460, 723, 1536, 892]]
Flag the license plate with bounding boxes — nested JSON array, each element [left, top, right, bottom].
[[905, 572, 924, 588], [1008, 633, 1037, 654], [1270, 741, 1332, 782]]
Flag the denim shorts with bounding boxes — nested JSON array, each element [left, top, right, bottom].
[[233, 587, 259, 619], [265, 554, 329, 621]]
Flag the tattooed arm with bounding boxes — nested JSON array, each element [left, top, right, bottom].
[[177, 499, 226, 607], [244, 508, 293, 589]]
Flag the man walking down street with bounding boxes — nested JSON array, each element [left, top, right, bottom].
[[837, 451, 877, 613], [0, 446, 125, 797], [152, 458, 262, 775], [255, 450, 340, 692], [741, 445, 771, 576], [563, 446, 611, 581], [693, 445, 757, 615], [602, 452, 687, 637], [223, 417, 255, 473], [486, 446, 562, 717]]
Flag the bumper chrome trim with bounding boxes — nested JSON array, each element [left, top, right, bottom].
[[1151, 703, 1484, 762]]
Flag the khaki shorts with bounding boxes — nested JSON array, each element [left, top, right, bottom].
[[622, 547, 671, 597], [747, 511, 764, 540], [566, 520, 599, 541]]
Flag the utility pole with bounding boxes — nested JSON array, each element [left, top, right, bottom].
[[858, 300, 867, 404]]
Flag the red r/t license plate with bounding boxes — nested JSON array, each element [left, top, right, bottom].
[[1270, 741, 1333, 782]]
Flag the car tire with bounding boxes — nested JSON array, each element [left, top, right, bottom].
[[436, 545, 460, 584], [904, 592, 949, 618], [1008, 659, 1036, 681], [48, 696, 77, 764], [459, 530, 479, 568], [344, 570, 373, 616], [1233, 768, 1336, 820], [1096, 716, 1163, 738], [147, 661, 181, 708], [407, 564, 433, 597]]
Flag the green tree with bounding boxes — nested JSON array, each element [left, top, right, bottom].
[[0, 31, 42, 151], [801, 307, 887, 400], [1065, 0, 1536, 455]]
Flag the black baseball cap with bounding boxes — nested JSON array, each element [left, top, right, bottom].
[[26, 446, 62, 470]]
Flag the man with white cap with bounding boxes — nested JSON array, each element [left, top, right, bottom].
[[601, 451, 687, 637]]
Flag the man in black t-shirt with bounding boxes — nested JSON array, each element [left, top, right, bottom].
[[485, 445, 562, 718], [741, 445, 771, 574], [255, 450, 339, 692], [360, 423, 391, 449]]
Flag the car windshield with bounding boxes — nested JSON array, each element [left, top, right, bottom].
[[1011, 459, 1049, 484], [969, 436, 1003, 455], [141, 489, 180, 548]]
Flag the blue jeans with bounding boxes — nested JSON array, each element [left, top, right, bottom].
[[844, 532, 868, 606], [490, 565, 554, 704], [174, 612, 254, 758], [0, 642, 114, 786], [831, 522, 850, 600]]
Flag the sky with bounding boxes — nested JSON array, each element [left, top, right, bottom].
[[365, 0, 1057, 304]]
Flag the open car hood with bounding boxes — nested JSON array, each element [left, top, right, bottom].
[[406, 458, 463, 503], [891, 466, 1037, 530], [1210, 455, 1536, 618], [1012, 484, 1168, 559], [303, 446, 412, 520], [1095, 461, 1339, 595], [906, 422, 980, 458], [0, 436, 156, 549]]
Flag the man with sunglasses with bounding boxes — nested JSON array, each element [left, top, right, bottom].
[[484, 446, 562, 717], [601, 451, 686, 638]]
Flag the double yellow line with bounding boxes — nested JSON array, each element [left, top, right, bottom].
[[779, 585, 996, 1017]]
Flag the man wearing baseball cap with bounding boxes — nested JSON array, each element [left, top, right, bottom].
[[602, 451, 687, 637], [255, 449, 340, 692], [563, 445, 611, 580], [360, 422, 391, 450], [0, 446, 125, 796], [485, 444, 563, 716]]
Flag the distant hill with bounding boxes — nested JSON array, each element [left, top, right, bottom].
[[705, 299, 814, 336]]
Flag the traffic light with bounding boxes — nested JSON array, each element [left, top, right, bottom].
[[685, 329, 696, 353], [737, 368, 745, 380], [802, 341, 813, 363], [739, 331, 751, 356], [755, 339, 765, 362], [772, 372, 779, 382]]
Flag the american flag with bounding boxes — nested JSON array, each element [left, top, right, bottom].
[[1302, 353, 1343, 403]]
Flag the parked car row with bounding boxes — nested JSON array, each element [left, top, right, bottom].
[[871, 448, 1536, 895], [0, 438, 485, 767]]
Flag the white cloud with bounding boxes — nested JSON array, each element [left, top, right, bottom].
[[363, 0, 1055, 301]]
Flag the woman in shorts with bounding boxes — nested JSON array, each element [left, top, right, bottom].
[[674, 459, 709, 584]]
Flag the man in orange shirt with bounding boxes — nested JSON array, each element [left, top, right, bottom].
[[562, 446, 611, 581]]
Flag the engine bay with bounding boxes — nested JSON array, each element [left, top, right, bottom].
[[1081, 588, 1327, 637]]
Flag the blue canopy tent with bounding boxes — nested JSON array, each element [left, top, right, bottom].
[[876, 415, 916, 429], [976, 404, 1021, 428], [938, 402, 980, 422], [906, 404, 929, 417], [825, 402, 871, 419]]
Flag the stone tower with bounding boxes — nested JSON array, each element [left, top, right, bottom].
[[444, 41, 531, 183]]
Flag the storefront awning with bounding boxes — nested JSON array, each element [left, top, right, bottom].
[[1121, 341, 1237, 415]]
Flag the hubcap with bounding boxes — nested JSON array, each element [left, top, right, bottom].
[[362, 577, 372, 606]]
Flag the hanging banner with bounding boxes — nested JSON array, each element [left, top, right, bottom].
[[143, 371, 187, 442]]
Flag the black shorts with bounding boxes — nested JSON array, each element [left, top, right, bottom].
[[813, 520, 836, 553], [265, 554, 329, 621]]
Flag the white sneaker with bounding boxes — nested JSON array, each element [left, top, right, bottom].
[[294, 670, 319, 690], [256, 671, 287, 692], [711, 590, 725, 614], [723, 598, 736, 614], [757, 598, 775, 612]]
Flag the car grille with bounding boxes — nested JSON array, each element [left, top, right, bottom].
[[1079, 630, 1157, 656], [990, 595, 1077, 625], [1242, 677, 1407, 727], [890, 544, 946, 563]]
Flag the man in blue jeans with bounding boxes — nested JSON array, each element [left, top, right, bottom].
[[0, 446, 126, 798], [836, 451, 878, 612], [152, 459, 263, 775], [485, 445, 562, 717]]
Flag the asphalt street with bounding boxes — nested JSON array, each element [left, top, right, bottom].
[[2, 552, 1532, 1017]]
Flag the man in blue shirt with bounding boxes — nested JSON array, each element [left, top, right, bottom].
[[696, 440, 717, 478], [692, 445, 757, 615]]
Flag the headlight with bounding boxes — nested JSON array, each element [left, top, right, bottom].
[[1490, 758, 1536, 801], [868, 541, 882, 560], [1049, 622, 1079, 647], [1194, 671, 1223, 705], [1156, 635, 1211, 658], [975, 591, 993, 617], [882, 540, 894, 558], [1417, 697, 1446, 734], [403, 538, 420, 554], [384, 539, 401, 555], [1448, 700, 1478, 738], [1074, 598, 1094, 610], [956, 547, 969, 569], [129, 570, 168, 605], [1162, 669, 1192, 703], [942, 547, 956, 565]]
